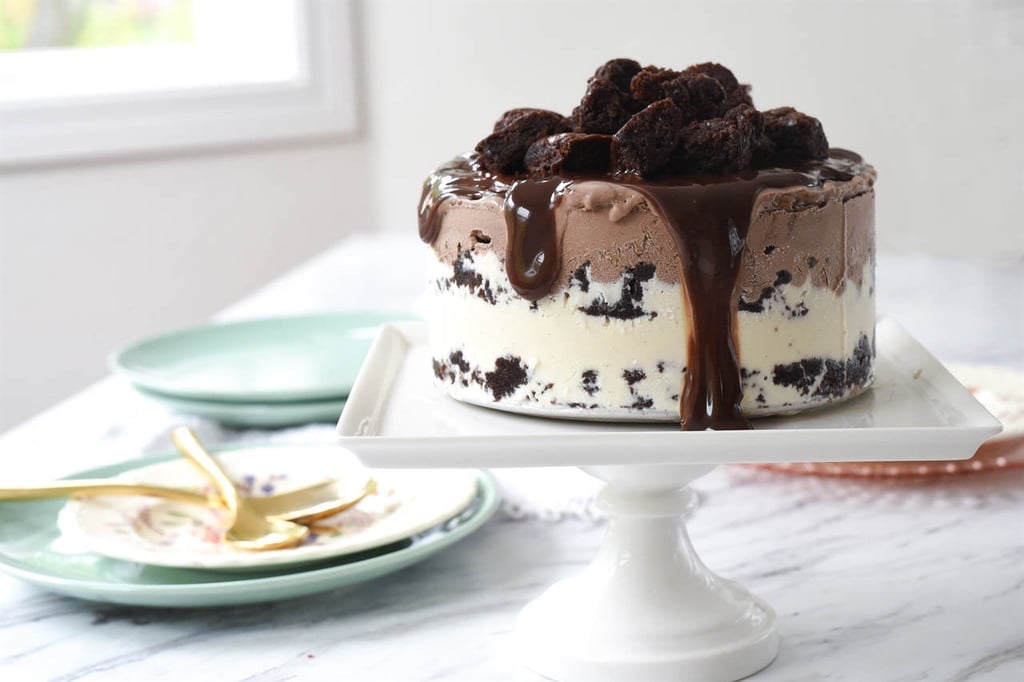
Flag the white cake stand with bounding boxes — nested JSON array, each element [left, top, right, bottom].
[[337, 319, 1000, 682]]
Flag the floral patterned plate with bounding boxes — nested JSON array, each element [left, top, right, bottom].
[[57, 446, 480, 571], [0, 454, 498, 607]]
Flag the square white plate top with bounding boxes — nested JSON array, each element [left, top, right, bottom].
[[337, 319, 1001, 469]]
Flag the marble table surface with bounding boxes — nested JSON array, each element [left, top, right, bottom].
[[1, 234, 1022, 681]]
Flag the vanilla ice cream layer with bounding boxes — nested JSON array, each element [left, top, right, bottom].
[[428, 248, 874, 420]]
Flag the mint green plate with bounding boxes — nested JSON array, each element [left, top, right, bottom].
[[111, 312, 412, 404], [134, 388, 346, 428], [0, 454, 499, 608]]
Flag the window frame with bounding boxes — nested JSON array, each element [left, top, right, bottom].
[[0, 0, 359, 168]]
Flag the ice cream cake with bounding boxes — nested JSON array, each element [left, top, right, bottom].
[[419, 60, 876, 430]]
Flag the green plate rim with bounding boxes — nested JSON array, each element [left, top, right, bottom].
[[132, 387, 347, 428], [0, 449, 499, 607], [109, 311, 414, 404]]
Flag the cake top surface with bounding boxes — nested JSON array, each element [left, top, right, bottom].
[[474, 59, 846, 180]]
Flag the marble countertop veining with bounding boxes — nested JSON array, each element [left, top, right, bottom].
[[1, 467, 1022, 681], [0, 235, 1022, 681]]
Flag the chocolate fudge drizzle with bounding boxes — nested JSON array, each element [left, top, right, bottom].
[[418, 155, 509, 244], [633, 173, 812, 430], [419, 151, 861, 430], [503, 178, 569, 300]]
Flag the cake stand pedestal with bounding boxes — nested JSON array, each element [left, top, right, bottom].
[[515, 463, 777, 682], [337, 319, 1001, 682]]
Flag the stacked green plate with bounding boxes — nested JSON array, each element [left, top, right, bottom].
[[110, 312, 411, 427], [0, 451, 499, 607]]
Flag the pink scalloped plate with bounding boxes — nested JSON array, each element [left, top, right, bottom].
[[751, 363, 1024, 479]]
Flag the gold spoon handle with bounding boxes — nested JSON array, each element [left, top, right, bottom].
[[0, 480, 215, 506], [171, 427, 239, 513], [171, 427, 308, 551], [0, 478, 372, 524]]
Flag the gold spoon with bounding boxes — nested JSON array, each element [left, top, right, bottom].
[[0, 475, 376, 524], [171, 427, 308, 551], [272, 477, 377, 524]]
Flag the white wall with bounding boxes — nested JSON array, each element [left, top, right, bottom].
[[0, 141, 373, 430], [363, 0, 1024, 261]]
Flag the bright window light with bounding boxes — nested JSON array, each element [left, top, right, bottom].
[[0, 0, 302, 103], [0, 0, 356, 166], [1, 0, 196, 50]]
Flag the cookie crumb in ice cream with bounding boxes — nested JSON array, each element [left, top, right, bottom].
[[485, 356, 529, 400]]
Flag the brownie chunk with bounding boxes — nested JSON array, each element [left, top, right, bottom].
[[727, 103, 766, 136], [644, 73, 728, 124], [682, 63, 753, 111], [480, 60, 833, 179], [525, 133, 613, 176], [629, 66, 681, 107], [682, 62, 740, 93], [670, 104, 762, 174], [680, 74, 728, 121], [658, 76, 690, 112], [593, 58, 643, 92], [725, 84, 754, 109], [476, 108, 571, 174], [761, 107, 829, 162], [614, 99, 684, 177], [490, 107, 554, 132], [571, 78, 633, 134]]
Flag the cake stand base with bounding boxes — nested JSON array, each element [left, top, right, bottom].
[[514, 464, 778, 682]]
